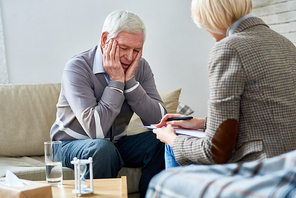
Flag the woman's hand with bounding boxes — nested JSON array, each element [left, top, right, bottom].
[[156, 114, 204, 130], [153, 124, 177, 147]]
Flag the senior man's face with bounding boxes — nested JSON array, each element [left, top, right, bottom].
[[102, 31, 144, 72]]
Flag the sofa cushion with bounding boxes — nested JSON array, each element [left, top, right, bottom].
[[0, 156, 74, 181], [118, 167, 142, 193], [0, 83, 61, 157], [177, 102, 194, 115]]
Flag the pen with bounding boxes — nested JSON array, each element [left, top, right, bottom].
[[166, 116, 193, 121]]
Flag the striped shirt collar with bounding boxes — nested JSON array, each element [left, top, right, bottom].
[[226, 13, 255, 36]]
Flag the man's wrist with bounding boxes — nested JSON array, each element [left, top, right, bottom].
[[109, 77, 125, 83]]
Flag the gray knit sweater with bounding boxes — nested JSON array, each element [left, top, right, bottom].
[[50, 46, 166, 143]]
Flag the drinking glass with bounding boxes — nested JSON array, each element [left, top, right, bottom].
[[44, 141, 63, 186]]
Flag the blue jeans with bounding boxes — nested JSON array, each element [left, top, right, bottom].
[[165, 144, 180, 169], [62, 131, 164, 197]]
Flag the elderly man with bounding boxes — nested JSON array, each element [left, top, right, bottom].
[[50, 10, 166, 197]]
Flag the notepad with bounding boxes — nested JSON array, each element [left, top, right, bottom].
[[140, 126, 205, 138]]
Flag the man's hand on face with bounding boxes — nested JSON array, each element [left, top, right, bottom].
[[102, 39, 125, 83], [124, 49, 142, 82]]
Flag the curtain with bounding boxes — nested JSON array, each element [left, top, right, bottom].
[[0, 5, 8, 84]]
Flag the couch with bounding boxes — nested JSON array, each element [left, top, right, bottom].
[[0, 83, 182, 198]]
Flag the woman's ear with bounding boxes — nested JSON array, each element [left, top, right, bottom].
[[100, 32, 108, 47]]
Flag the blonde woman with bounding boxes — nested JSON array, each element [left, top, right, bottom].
[[149, 0, 296, 192], [147, 0, 296, 196]]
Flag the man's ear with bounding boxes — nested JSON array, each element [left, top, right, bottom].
[[100, 32, 108, 47]]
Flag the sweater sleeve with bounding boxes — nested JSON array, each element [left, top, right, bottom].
[[124, 58, 167, 126]]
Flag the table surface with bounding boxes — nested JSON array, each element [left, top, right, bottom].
[[44, 176, 128, 198]]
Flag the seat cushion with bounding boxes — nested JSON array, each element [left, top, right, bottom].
[[0, 156, 73, 181]]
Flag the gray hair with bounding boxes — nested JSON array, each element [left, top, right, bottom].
[[102, 10, 146, 42]]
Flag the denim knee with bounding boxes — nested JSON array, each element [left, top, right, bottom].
[[82, 139, 122, 163], [65, 139, 124, 178], [82, 139, 116, 158]]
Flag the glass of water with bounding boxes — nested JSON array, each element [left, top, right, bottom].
[[44, 141, 63, 186]]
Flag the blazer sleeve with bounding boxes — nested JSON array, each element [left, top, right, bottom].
[[173, 42, 244, 165]]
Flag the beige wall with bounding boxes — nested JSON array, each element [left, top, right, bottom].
[[252, 0, 296, 46]]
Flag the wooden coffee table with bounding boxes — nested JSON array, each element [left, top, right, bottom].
[[45, 176, 127, 198]]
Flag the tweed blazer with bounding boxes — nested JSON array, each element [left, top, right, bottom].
[[174, 17, 296, 165]]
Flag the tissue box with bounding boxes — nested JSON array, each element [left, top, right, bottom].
[[0, 178, 52, 198]]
